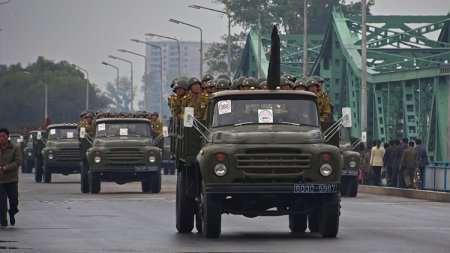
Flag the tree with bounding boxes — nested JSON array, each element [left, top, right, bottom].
[[204, 32, 247, 75], [104, 76, 133, 112]]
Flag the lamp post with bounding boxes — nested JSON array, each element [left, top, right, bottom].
[[169, 18, 203, 77], [131, 38, 163, 118], [303, 0, 308, 77], [102, 61, 120, 111], [188, 5, 231, 78], [146, 33, 181, 77], [109, 55, 134, 112], [71, 64, 89, 110], [118, 49, 148, 111]]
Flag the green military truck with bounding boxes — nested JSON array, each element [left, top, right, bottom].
[[339, 127, 361, 197], [80, 118, 162, 194], [41, 124, 81, 183], [172, 90, 347, 238], [33, 130, 48, 182]]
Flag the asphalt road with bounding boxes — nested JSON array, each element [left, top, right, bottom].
[[1, 173, 449, 253]]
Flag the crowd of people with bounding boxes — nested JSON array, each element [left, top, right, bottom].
[[360, 138, 429, 189]]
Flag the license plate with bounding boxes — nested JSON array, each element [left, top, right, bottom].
[[294, 184, 337, 193], [342, 170, 358, 176], [135, 166, 159, 172]]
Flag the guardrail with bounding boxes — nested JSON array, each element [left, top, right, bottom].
[[425, 161, 450, 192]]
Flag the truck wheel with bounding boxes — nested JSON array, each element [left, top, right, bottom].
[[319, 193, 341, 238], [175, 172, 195, 233], [141, 179, 151, 193], [289, 214, 307, 233], [43, 164, 52, 183], [200, 182, 222, 238], [34, 158, 43, 183], [308, 212, 320, 233], [340, 177, 349, 196], [348, 177, 358, 197], [88, 171, 101, 194], [150, 171, 161, 193], [80, 162, 89, 193]]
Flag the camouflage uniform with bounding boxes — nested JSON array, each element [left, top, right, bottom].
[[150, 118, 163, 136], [317, 92, 332, 122], [181, 92, 209, 120]]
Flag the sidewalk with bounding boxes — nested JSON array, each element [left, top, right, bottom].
[[359, 185, 450, 202]]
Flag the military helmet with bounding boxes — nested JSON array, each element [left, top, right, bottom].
[[242, 77, 257, 88], [259, 81, 268, 89], [282, 73, 296, 82], [305, 78, 320, 88], [256, 77, 267, 85], [85, 111, 94, 118], [311, 75, 324, 83], [235, 76, 247, 88], [217, 74, 230, 81], [293, 79, 307, 89], [170, 78, 178, 88], [206, 80, 216, 88], [187, 77, 202, 89], [172, 77, 189, 91], [201, 74, 214, 82], [151, 112, 159, 117], [215, 78, 231, 90], [79, 111, 87, 118], [279, 77, 293, 87]]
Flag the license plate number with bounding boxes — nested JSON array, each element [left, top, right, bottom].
[[294, 184, 337, 193], [135, 166, 159, 172], [342, 170, 358, 176]]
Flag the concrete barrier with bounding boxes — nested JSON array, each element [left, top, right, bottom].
[[359, 185, 450, 203]]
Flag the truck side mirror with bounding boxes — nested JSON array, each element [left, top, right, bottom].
[[184, 107, 194, 128], [79, 127, 86, 138], [342, 107, 352, 128], [162, 126, 169, 137]]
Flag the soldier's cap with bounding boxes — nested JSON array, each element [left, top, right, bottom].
[[235, 76, 247, 88], [215, 78, 231, 89], [259, 81, 268, 89], [170, 78, 178, 88], [187, 77, 202, 88], [311, 75, 324, 82], [201, 74, 214, 82], [80, 111, 87, 118], [85, 112, 94, 118], [206, 80, 216, 88], [293, 79, 307, 88], [256, 77, 267, 85], [173, 78, 189, 91], [151, 112, 159, 117], [279, 77, 293, 87], [305, 78, 320, 88], [217, 74, 230, 81], [242, 77, 257, 88], [282, 73, 296, 82]]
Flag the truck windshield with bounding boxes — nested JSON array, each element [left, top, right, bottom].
[[212, 98, 319, 127], [48, 128, 78, 140], [95, 122, 152, 138]]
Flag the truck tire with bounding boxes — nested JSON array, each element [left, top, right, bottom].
[[308, 212, 319, 233], [348, 177, 358, 197], [43, 164, 52, 183], [340, 176, 349, 196], [200, 182, 222, 238], [88, 170, 101, 194], [141, 179, 151, 193], [319, 193, 340, 238], [80, 162, 89, 193], [34, 157, 43, 183], [175, 172, 195, 233], [150, 171, 161, 193], [25, 159, 34, 173], [289, 214, 307, 233]]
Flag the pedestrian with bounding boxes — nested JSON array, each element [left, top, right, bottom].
[[415, 139, 429, 189], [399, 141, 419, 188], [0, 128, 22, 228], [383, 140, 395, 186], [397, 138, 409, 188], [391, 140, 400, 187], [369, 140, 384, 186], [362, 143, 372, 185]]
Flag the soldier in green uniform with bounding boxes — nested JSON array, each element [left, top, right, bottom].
[[201, 74, 214, 92], [181, 77, 209, 120], [259, 81, 268, 90], [205, 80, 216, 94], [150, 112, 163, 136], [293, 79, 307, 91], [215, 78, 231, 92], [241, 77, 257, 90], [306, 78, 331, 122], [77, 111, 95, 136], [282, 73, 296, 83], [279, 77, 293, 90], [168, 78, 188, 119]]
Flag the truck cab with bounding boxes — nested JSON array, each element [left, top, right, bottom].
[[173, 90, 344, 238], [339, 127, 361, 197]]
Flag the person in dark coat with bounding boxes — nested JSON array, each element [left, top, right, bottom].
[[415, 139, 429, 189], [399, 141, 418, 188], [0, 128, 22, 227], [397, 138, 409, 188], [391, 140, 401, 187], [383, 140, 396, 186]]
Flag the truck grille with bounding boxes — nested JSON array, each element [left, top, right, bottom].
[[105, 148, 144, 165], [56, 148, 80, 162], [235, 148, 310, 178]]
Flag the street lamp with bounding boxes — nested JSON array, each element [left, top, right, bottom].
[[146, 33, 181, 77], [118, 49, 148, 111], [189, 4, 232, 78], [109, 55, 134, 112], [102, 61, 120, 111], [71, 64, 90, 111], [169, 18, 203, 77], [131, 38, 163, 118]]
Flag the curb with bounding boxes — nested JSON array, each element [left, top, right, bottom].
[[358, 185, 450, 203]]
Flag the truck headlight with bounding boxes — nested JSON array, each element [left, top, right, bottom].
[[94, 157, 101, 163], [27, 152, 32, 157], [48, 154, 54, 160], [349, 161, 356, 168], [320, 164, 333, 177], [149, 156, 156, 163], [214, 164, 227, 177]]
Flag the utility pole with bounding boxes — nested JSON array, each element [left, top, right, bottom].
[[257, 12, 262, 78], [303, 0, 308, 77], [360, 0, 368, 146]]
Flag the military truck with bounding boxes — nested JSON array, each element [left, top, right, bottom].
[[23, 131, 40, 174], [339, 127, 361, 197], [172, 90, 348, 238], [80, 118, 162, 194], [41, 124, 81, 183], [32, 130, 48, 182]]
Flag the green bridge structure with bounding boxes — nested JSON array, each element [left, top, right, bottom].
[[235, 8, 450, 161]]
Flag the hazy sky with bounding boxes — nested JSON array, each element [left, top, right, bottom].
[[1, 0, 449, 88]]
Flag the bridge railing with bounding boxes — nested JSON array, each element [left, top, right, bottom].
[[425, 161, 450, 192]]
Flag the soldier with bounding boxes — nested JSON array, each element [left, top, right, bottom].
[[311, 75, 325, 92], [205, 80, 216, 94], [306, 78, 331, 122], [216, 74, 230, 82], [282, 73, 296, 83], [259, 81, 268, 90], [215, 78, 231, 92], [293, 79, 307, 91], [168, 78, 188, 119], [279, 77, 293, 90], [201, 74, 214, 91], [233, 76, 247, 90], [241, 77, 257, 90], [77, 111, 95, 136], [181, 77, 209, 120], [150, 112, 163, 137]]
